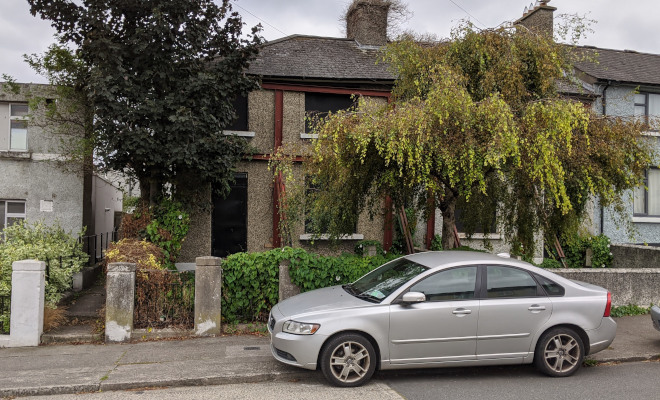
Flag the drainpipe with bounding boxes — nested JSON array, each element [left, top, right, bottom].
[[599, 82, 611, 235]]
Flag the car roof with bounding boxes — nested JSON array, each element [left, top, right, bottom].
[[404, 251, 527, 269]]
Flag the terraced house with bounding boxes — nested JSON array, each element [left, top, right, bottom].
[[177, 0, 660, 263]]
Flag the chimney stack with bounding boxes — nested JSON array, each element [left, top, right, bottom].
[[515, 0, 556, 37], [346, 0, 390, 46]]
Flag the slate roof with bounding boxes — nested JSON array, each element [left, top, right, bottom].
[[248, 35, 394, 82], [573, 46, 660, 86]]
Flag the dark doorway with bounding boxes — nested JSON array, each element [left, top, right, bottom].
[[212, 173, 248, 257]]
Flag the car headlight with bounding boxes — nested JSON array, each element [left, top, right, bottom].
[[282, 320, 320, 335]]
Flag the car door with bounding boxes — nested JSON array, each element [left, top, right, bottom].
[[476, 265, 552, 360], [389, 266, 479, 365]]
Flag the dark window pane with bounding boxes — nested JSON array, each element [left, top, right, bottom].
[[487, 266, 539, 298], [226, 95, 248, 131], [304, 92, 355, 132], [534, 274, 565, 297], [10, 104, 28, 117], [7, 202, 25, 214], [409, 267, 477, 301], [7, 217, 24, 227], [0, 202, 5, 231]]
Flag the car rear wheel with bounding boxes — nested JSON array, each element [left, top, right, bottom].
[[320, 333, 376, 387], [535, 327, 584, 377]]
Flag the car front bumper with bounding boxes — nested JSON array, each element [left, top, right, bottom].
[[586, 316, 617, 355], [268, 307, 328, 370], [651, 306, 660, 332]]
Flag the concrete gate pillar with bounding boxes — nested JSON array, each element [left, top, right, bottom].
[[194, 256, 222, 336], [6, 260, 46, 347], [105, 262, 136, 343]]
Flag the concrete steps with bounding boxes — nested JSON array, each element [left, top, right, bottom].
[[42, 282, 106, 344]]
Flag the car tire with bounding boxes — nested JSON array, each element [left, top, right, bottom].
[[320, 333, 377, 387], [534, 327, 584, 377]]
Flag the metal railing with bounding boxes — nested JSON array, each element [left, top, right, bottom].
[[134, 270, 195, 330], [80, 231, 120, 264]]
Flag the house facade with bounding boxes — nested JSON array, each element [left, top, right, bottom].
[[0, 82, 122, 244], [574, 50, 660, 245], [180, 0, 660, 262], [0, 83, 86, 236], [178, 1, 396, 262]]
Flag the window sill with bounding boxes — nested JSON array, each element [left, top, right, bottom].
[[223, 130, 255, 138], [299, 233, 364, 241], [458, 233, 502, 240], [632, 216, 660, 223], [641, 130, 660, 137], [0, 151, 31, 160], [300, 133, 318, 139]]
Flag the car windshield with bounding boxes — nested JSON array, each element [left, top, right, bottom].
[[345, 258, 428, 302]]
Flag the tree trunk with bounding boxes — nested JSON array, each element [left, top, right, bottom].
[[439, 190, 458, 250]]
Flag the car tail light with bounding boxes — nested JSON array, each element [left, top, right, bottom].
[[603, 292, 612, 317]]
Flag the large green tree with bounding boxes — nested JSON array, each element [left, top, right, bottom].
[[28, 0, 262, 202], [289, 24, 653, 255]]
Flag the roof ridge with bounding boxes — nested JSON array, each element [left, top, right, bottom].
[[262, 34, 356, 47]]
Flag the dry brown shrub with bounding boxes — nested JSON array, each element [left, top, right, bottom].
[[105, 238, 167, 271], [120, 204, 151, 239], [43, 305, 68, 332]]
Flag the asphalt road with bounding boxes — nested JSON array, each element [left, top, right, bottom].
[[383, 361, 660, 400], [17, 361, 660, 400]]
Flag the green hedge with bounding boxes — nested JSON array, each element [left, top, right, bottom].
[[0, 221, 87, 333], [220, 247, 397, 323]]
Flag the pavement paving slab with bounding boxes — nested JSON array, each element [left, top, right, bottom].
[[0, 315, 658, 397]]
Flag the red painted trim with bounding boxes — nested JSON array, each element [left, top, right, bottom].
[[384, 196, 393, 251], [272, 173, 282, 248], [261, 83, 390, 98], [271, 90, 285, 248]]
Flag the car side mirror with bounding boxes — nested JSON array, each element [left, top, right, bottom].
[[402, 292, 426, 304]]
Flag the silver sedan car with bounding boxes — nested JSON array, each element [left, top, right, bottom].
[[268, 251, 616, 387]]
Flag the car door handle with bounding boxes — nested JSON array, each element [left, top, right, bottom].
[[528, 305, 546, 312], [452, 308, 472, 315]]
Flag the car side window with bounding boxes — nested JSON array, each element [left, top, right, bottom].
[[534, 273, 565, 296], [408, 266, 477, 301], [486, 266, 540, 298]]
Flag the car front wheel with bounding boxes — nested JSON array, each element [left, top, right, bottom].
[[320, 333, 376, 387], [535, 327, 584, 377]]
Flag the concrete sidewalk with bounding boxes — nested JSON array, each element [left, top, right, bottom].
[[1, 315, 658, 397]]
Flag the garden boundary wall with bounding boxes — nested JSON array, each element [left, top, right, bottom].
[[554, 268, 660, 307]]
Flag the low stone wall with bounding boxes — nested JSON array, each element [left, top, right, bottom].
[[555, 268, 660, 307], [611, 244, 660, 269]]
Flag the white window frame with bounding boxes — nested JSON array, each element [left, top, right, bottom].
[[634, 92, 660, 134], [9, 103, 29, 151], [633, 167, 660, 223], [1, 200, 27, 232]]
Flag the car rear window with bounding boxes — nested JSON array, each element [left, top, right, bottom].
[[534, 274, 565, 297]]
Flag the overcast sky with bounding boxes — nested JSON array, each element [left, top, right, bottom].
[[2, 0, 660, 84]]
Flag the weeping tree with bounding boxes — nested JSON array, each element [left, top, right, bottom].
[[275, 22, 654, 256], [28, 0, 262, 203]]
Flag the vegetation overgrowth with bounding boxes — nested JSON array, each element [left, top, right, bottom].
[[0, 221, 87, 332]]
